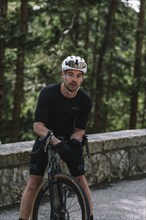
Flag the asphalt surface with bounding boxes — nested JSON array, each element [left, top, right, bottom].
[[0, 178, 145, 220]]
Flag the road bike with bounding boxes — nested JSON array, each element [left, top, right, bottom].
[[30, 132, 90, 220]]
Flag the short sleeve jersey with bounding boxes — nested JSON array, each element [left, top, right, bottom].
[[34, 83, 92, 139]]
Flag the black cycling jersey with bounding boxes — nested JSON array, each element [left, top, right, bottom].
[[34, 83, 92, 139]]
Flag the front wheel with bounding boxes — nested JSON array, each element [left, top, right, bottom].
[[31, 173, 90, 220]]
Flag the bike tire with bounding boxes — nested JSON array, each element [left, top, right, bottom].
[[31, 173, 90, 220]]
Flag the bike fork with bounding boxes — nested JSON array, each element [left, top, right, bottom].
[[49, 176, 65, 219]]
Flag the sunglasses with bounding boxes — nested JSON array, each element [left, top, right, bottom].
[[65, 60, 86, 69]]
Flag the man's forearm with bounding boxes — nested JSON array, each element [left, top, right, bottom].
[[33, 122, 48, 137], [33, 122, 61, 145]]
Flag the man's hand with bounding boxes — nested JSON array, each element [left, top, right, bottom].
[[67, 139, 83, 152], [55, 142, 74, 162]]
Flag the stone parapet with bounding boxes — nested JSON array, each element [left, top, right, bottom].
[[0, 129, 146, 207]]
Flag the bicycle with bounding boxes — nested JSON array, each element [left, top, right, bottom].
[[30, 132, 90, 220]]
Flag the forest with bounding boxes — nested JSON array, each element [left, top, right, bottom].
[[0, 0, 146, 143]]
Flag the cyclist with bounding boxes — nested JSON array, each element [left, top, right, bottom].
[[19, 55, 94, 220]]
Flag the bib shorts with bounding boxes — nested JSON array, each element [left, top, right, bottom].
[[29, 138, 85, 177]]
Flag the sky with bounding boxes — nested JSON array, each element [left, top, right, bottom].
[[122, 0, 140, 12]]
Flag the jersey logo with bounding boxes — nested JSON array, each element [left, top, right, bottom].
[[71, 107, 78, 110]]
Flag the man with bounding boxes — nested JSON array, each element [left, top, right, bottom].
[[19, 55, 93, 220]]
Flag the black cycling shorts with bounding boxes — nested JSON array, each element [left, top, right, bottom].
[[65, 155, 85, 177], [29, 138, 85, 177], [29, 139, 48, 176]]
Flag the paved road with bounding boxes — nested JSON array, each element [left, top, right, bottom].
[[0, 178, 145, 220]]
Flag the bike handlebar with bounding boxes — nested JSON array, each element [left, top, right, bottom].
[[30, 133, 90, 158]]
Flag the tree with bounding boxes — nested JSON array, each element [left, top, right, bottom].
[[11, 0, 28, 141], [129, 0, 145, 128], [93, 0, 119, 132], [0, 0, 8, 140]]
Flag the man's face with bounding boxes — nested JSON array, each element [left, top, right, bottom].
[[61, 69, 83, 92]]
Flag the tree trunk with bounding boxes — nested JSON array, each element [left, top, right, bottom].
[[104, 51, 114, 131], [0, 0, 8, 140], [129, 0, 145, 129], [141, 87, 146, 127], [94, 0, 119, 132], [11, 0, 28, 141], [91, 4, 100, 96], [84, 7, 90, 63]]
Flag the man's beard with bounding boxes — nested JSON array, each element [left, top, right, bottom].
[[64, 82, 80, 93]]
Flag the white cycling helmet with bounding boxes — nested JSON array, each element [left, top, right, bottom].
[[62, 55, 87, 73]]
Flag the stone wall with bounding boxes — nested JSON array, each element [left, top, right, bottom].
[[0, 129, 146, 207]]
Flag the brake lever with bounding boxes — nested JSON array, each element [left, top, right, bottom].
[[85, 140, 90, 158], [44, 131, 53, 152]]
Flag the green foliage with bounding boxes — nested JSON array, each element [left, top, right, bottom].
[[0, 0, 146, 143]]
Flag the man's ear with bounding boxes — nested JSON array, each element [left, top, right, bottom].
[[61, 72, 65, 79]]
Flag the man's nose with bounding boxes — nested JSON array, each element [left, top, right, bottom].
[[71, 75, 78, 80]]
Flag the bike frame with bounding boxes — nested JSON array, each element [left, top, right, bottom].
[[46, 145, 65, 218], [30, 134, 90, 220]]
